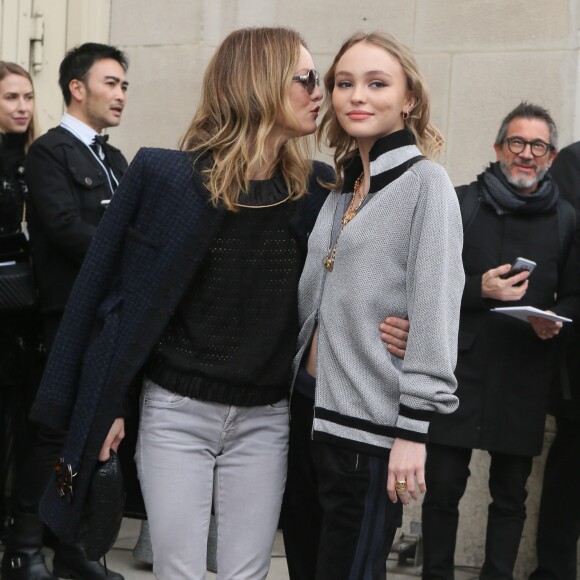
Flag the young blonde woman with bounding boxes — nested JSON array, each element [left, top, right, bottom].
[[29, 28, 332, 580], [0, 62, 49, 580], [282, 32, 465, 579]]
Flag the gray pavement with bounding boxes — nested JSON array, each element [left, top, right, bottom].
[[0, 518, 480, 579], [99, 518, 480, 579]]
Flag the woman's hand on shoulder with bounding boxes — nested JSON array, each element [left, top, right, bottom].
[[386, 438, 426, 505]]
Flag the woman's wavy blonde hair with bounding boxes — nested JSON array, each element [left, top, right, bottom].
[[179, 27, 312, 210], [318, 32, 444, 191], [0, 61, 38, 150]]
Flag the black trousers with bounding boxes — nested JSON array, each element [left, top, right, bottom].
[[421, 443, 533, 580], [0, 308, 48, 521], [14, 424, 66, 518], [529, 416, 580, 580], [10, 312, 66, 526], [282, 388, 402, 580]]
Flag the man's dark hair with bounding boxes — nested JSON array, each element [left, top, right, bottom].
[[495, 101, 558, 149], [59, 42, 128, 105]]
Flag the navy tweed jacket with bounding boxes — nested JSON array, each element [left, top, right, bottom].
[[29, 147, 333, 543]]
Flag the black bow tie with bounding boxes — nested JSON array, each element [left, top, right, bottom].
[[92, 134, 109, 147]]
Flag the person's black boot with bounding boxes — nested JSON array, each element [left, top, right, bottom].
[[0, 514, 57, 580], [52, 543, 123, 580]]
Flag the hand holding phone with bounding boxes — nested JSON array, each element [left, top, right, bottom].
[[500, 257, 536, 286]]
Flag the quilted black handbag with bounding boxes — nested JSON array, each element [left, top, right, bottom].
[[79, 451, 126, 561], [0, 261, 36, 310], [0, 207, 36, 311]]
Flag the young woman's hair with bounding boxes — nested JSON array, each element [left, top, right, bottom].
[[180, 27, 312, 210], [0, 61, 38, 150], [318, 32, 444, 191]]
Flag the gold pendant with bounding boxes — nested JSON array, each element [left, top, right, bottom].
[[323, 256, 334, 272], [342, 211, 355, 226]]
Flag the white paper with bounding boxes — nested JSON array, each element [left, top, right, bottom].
[[491, 306, 572, 323]]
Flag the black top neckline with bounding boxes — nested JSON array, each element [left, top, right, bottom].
[[236, 172, 289, 207]]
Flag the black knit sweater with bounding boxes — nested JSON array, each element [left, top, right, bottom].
[[146, 174, 301, 406]]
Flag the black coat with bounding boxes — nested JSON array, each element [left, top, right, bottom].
[[428, 181, 580, 456], [29, 148, 332, 544], [0, 133, 27, 235], [550, 143, 580, 421], [25, 126, 128, 314], [0, 134, 45, 486], [551, 142, 580, 213]]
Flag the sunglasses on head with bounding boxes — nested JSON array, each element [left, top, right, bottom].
[[292, 69, 320, 95]]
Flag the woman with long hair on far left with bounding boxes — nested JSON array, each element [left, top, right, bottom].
[[0, 61, 50, 580]]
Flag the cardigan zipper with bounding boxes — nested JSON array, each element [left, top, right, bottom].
[[288, 195, 339, 422]]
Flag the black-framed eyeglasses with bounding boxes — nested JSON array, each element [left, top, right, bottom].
[[503, 137, 554, 158], [292, 69, 320, 95]]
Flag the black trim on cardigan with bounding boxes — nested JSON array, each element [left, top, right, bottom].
[[371, 155, 425, 193], [343, 129, 417, 193], [313, 430, 393, 458], [398, 404, 434, 422], [315, 405, 431, 443], [394, 427, 429, 444], [315, 406, 397, 437]]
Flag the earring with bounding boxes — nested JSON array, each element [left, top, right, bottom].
[[402, 111, 409, 120]]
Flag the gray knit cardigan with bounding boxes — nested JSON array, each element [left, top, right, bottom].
[[294, 133, 464, 456]]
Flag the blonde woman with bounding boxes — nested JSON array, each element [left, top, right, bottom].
[[0, 61, 48, 580], [29, 28, 331, 580], [283, 32, 464, 579]]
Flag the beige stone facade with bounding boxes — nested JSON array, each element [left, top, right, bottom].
[[1, 0, 579, 576], [108, 0, 580, 187]]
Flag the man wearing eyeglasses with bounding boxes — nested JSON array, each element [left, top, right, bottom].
[[412, 101, 580, 579]]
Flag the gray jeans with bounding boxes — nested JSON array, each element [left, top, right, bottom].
[[136, 377, 289, 579]]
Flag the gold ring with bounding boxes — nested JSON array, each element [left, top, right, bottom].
[[395, 480, 408, 494]]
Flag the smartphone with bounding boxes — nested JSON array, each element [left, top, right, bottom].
[[501, 257, 536, 285]]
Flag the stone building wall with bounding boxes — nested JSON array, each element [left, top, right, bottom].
[[111, 0, 580, 181]]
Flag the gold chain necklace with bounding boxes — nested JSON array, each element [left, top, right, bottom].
[[234, 195, 291, 209], [323, 173, 367, 272]]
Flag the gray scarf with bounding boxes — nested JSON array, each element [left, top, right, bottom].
[[479, 162, 558, 215]]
